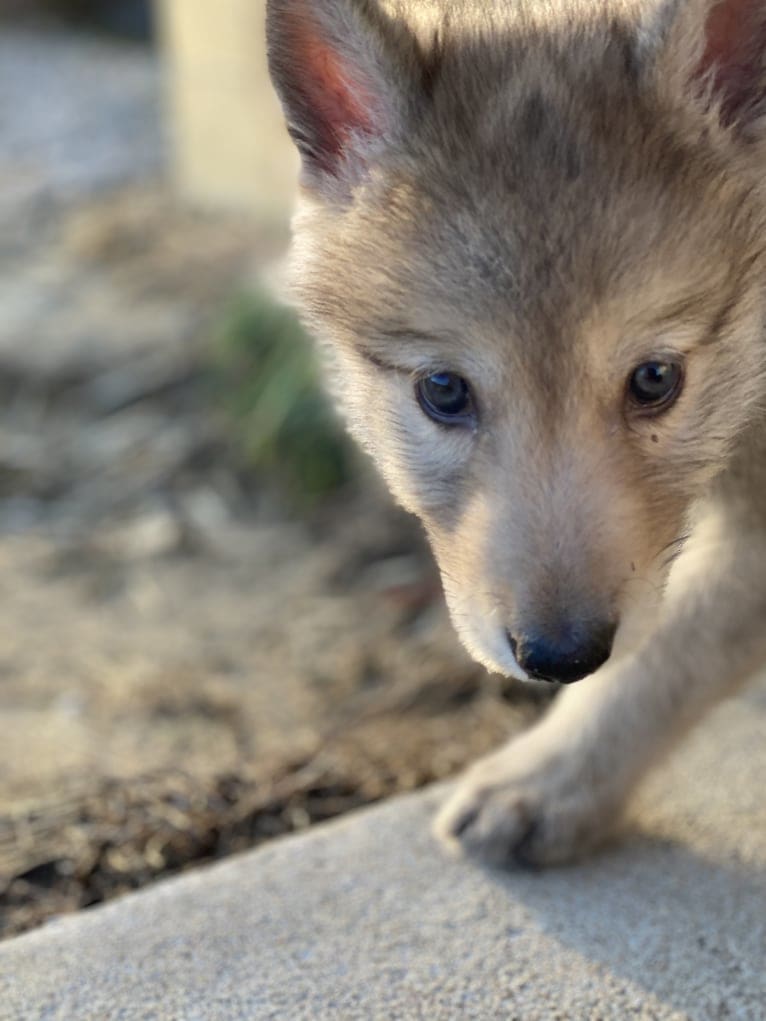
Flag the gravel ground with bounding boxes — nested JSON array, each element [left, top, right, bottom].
[[2, 683, 764, 1020]]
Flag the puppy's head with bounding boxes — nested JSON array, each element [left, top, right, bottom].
[[268, 0, 766, 680]]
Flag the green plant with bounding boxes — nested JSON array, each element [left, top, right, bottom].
[[212, 289, 354, 504]]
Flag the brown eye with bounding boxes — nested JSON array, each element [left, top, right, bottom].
[[416, 372, 474, 424], [628, 360, 683, 411]]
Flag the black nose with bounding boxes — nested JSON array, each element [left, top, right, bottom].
[[509, 621, 616, 684]]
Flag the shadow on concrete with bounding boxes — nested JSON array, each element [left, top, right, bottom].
[[478, 830, 765, 1018]]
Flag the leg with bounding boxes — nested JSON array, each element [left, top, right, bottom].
[[435, 506, 766, 866]]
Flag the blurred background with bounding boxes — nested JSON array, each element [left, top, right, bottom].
[[0, 0, 547, 937]]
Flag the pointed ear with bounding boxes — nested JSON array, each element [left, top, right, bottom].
[[267, 0, 421, 192], [698, 0, 766, 124], [650, 0, 766, 130]]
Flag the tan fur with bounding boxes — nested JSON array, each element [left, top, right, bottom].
[[268, 0, 766, 865]]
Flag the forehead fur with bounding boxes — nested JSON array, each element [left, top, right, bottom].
[[293, 0, 766, 360]]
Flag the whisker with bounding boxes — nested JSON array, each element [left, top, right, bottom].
[[655, 532, 691, 561], [654, 531, 692, 574]]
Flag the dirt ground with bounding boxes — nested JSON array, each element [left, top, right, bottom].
[[0, 22, 548, 938]]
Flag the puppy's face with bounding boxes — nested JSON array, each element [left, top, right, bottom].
[[268, 0, 766, 680]]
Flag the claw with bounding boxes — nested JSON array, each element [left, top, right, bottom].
[[510, 818, 543, 871], [451, 804, 480, 838]]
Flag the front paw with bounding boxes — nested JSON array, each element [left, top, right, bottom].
[[433, 733, 625, 868]]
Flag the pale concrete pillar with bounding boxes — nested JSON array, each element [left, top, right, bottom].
[[156, 0, 299, 220]]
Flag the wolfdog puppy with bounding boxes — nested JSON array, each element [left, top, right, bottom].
[[267, 0, 766, 865]]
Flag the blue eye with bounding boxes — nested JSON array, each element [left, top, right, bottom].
[[416, 372, 473, 423], [628, 360, 683, 410]]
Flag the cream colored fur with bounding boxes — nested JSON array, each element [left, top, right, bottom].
[[268, 0, 766, 865]]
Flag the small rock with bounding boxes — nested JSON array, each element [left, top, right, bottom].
[[107, 505, 183, 559]]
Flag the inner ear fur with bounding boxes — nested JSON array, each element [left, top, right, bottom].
[[266, 0, 425, 189], [649, 0, 766, 130]]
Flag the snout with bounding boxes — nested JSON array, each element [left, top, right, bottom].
[[508, 619, 616, 684]]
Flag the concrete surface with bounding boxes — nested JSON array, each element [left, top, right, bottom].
[[1, 682, 764, 1021]]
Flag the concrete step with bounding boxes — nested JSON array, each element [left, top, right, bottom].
[[1, 682, 764, 1021]]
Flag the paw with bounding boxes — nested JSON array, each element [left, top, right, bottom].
[[433, 732, 624, 868]]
